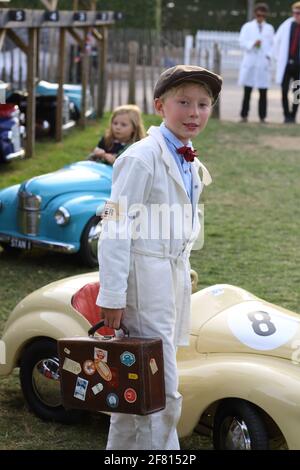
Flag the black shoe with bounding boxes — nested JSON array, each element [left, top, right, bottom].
[[260, 119, 267, 124], [284, 116, 295, 124], [239, 117, 248, 123]]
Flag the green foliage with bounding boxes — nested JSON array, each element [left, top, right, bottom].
[[4, 0, 295, 30], [161, 0, 295, 31]]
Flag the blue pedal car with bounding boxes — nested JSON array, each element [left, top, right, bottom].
[[0, 160, 112, 266], [36, 80, 94, 120]]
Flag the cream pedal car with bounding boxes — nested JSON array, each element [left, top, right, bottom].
[[1, 271, 300, 450]]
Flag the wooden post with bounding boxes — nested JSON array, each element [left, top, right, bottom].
[[142, 44, 148, 114], [89, 46, 95, 108], [150, 44, 155, 113], [110, 40, 115, 111], [0, 30, 6, 52], [247, 0, 255, 21], [18, 49, 23, 89], [26, 28, 38, 158], [36, 28, 40, 79], [48, 28, 57, 81], [89, 1, 96, 107], [97, 26, 108, 117], [56, 27, 66, 142], [9, 49, 14, 86], [40, 2, 58, 82], [118, 41, 124, 106], [90, 0, 97, 11], [41, 0, 59, 9], [197, 46, 202, 67], [205, 49, 209, 69], [128, 41, 138, 104], [79, 28, 89, 128], [155, 0, 162, 35], [212, 43, 221, 120]]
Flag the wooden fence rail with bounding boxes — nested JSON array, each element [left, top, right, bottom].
[[0, 28, 222, 118]]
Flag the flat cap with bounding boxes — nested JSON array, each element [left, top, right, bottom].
[[154, 65, 223, 102]]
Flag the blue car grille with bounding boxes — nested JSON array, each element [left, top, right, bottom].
[[18, 191, 42, 236]]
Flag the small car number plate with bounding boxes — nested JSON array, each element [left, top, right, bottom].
[[10, 237, 31, 250]]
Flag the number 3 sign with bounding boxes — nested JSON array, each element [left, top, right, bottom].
[[227, 307, 299, 351]]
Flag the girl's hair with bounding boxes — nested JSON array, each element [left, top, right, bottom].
[[104, 105, 146, 150]]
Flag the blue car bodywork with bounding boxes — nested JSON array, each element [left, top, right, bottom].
[[0, 161, 112, 266], [36, 81, 94, 120]]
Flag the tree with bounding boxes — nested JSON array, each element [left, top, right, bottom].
[[4, 0, 294, 31]]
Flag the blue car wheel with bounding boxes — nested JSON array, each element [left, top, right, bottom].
[[78, 215, 102, 267]]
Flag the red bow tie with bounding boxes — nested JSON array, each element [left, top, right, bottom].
[[177, 146, 198, 162]]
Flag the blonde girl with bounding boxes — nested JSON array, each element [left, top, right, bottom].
[[91, 105, 146, 165]]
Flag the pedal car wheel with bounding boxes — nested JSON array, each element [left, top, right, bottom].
[[213, 399, 269, 450], [78, 215, 102, 268], [20, 339, 84, 424]]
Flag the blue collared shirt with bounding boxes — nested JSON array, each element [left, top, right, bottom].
[[160, 122, 193, 201]]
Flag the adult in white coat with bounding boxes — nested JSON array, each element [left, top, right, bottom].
[[97, 65, 222, 450], [238, 3, 274, 123], [274, 2, 300, 123]]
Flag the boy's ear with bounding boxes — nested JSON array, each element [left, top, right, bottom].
[[154, 98, 165, 116]]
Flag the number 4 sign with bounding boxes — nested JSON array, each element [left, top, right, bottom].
[[227, 305, 299, 351]]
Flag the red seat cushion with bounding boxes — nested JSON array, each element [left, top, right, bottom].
[[71, 282, 114, 336]]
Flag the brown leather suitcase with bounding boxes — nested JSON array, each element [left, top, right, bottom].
[[58, 321, 165, 415]]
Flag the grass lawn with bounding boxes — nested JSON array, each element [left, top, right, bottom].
[[0, 115, 299, 449]]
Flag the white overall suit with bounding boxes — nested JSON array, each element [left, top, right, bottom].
[[97, 126, 211, 450]]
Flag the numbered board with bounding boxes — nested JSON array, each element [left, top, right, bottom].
[[44, 11, 59, 22], [73, 11, 87, 22], [8, 10, 26, 22]]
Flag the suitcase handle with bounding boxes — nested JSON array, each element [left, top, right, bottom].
[[88, 320, 129, 337]]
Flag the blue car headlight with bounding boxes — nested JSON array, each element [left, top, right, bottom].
[[54, 207, 70, 226]]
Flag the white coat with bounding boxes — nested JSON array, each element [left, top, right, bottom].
[[238, 19, 274, 88], [97, 125, 211, 450], [273, 17, 294, 84]]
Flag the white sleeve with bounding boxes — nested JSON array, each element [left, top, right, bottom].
[[96, 154, 153, 309], [273, 23, 284, 59]]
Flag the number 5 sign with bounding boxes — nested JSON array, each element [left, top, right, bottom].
[[227, 306, 299, 351]]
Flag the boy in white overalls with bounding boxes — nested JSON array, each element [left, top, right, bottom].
[[97, 65, 222, 450]]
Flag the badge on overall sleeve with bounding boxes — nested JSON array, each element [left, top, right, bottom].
[[101, 201, 119, 221]]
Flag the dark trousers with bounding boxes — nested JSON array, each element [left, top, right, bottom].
[[240, 86, 267, 120], [281, 63, 300, 119]]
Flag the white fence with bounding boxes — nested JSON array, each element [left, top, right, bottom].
[[1, 29, 243, 87], [184, 30, 242, 70]]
